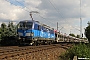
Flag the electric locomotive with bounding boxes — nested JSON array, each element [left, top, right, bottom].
[[17, 20, 55, 45]]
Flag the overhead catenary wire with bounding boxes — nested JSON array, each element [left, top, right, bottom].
[[48, 0, 66, 30], [15, 0, 72, 31], [48, 0, 81, 33], [4, 0, 81, 33], [17, 0, 58, 27], [47, 0, 69, 29], [15, 0, 54, 24], [47, 0, 64, 19], [5, 0, 30, 13], [4, 0, 56, 28], [23, 0, 56, 26], [16, 0, 83, 36], [38, 14, 56, 26], [14, 0, 30, 12]]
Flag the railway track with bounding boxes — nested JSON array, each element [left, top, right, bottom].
[[0, 43, 73, 60]]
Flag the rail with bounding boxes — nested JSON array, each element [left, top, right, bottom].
[[0, 43, 73, 60]]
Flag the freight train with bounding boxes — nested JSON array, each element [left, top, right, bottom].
[[17, 20, 88, 45]]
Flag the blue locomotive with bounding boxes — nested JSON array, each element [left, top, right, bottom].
[[17, 20, 55, 45]]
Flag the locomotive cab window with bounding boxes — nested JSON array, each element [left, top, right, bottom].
[[19, 22, 25, 28], [26, 22, 33, 29], [18, 22, 33, 29]]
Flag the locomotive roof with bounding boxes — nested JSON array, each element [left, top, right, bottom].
[[35, 21, 54, 30], [19, 20, 54, 30], [20, 20, 33, 22]]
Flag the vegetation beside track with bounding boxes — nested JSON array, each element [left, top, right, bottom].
[[0, 22, 17, 45], [59, 43, 90, 60]]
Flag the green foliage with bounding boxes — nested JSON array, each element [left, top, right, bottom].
[[85, 22, 90, 42], [6, 22, 17, 37], [76, 35, 80, 38], [69, 33, 76, 37], [0, 23, 7, 39], [69, 33, 81, 38], [0, 28, 1, 41], [59, 43, 90, 60], [0, 22, 17, 45]]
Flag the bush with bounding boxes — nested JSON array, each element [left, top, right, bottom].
[[59, 43, 90, 60]]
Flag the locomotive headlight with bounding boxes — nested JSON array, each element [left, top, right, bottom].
[[30, 33, 34, 36], [26, 33, 34, 36], [26, 33, 30, 36]]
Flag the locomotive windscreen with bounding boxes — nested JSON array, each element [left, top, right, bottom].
[[18, 22, 33, 29]]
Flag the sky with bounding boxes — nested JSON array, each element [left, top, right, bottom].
[[0, 0, 90, 37]]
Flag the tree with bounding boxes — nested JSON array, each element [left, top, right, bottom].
[[1, 23, 7, 39], [85, 22, 90, 42], [0, 28, 1, 41], [69, 33, 76, 37], [0, 22, 17, 45], [7, 22, 16, 37], [76, 35, 80, 38]]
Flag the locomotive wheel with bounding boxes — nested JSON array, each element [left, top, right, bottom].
[[32, 41, 38, 46]]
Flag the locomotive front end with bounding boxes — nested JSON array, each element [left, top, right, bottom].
[[17, 20, 34, 45]]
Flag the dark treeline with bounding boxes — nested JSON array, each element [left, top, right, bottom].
[[0, 22, 17, 45]]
